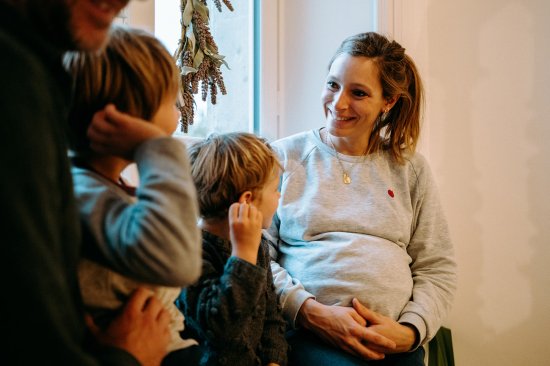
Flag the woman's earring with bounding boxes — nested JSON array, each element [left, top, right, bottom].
[[380, 109, 389, 122]]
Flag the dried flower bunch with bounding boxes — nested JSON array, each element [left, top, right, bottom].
[[175, 0, 233, 132]]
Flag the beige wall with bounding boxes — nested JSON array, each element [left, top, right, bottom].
[[123, 0, 154, 33], [275, 0, 377, 138], [398, 0, 550, 365]]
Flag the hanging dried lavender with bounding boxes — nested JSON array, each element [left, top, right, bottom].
[[174, 0, 233, 133]]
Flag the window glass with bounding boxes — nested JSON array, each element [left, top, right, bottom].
[[155, 1, 253, 138]]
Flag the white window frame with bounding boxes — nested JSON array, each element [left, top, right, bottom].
[[122, 1, 397, 142]]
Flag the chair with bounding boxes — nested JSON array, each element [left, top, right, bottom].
[[427, 326, 455, 366]]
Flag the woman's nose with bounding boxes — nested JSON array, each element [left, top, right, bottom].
[[333, 91, 349, 110]]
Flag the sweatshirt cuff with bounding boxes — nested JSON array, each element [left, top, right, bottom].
[[398, 312, 427, 350], [285, 291, 315, 329]]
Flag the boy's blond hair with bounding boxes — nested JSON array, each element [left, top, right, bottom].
[[188, 132, 281, 220], [63, 25, 179, 155]]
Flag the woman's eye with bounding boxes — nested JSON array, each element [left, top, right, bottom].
[[352, 89, 368, 97]]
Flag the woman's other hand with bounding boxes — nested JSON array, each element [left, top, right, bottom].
[[296, 298, 396, 360], [352, 298, 417, 353]]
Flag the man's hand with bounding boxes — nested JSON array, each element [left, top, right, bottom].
[[86, 287, 170, 366], [229, 202, 263, 264], [297, 298, 396, 360], [87, 104, 167, 159]]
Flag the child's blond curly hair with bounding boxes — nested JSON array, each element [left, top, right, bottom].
[[188, 132, 281, 220]]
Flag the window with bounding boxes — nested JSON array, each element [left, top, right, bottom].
[[122, 0, 381, 141], [155, 1, 254, 138]]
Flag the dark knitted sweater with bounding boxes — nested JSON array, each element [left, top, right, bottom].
[[180, 231, 288, 366]]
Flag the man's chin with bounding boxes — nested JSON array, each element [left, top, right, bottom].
[[71, 28, 110, 52], [67, 0, 127, 52]]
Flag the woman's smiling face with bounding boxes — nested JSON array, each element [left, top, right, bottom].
[[321, 54, 391, 151]]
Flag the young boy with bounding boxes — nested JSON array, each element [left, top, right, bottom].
[[64, 26, 202, 365], [180, 132, 288, 366]]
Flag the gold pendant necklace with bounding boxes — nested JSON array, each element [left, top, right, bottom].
[[327, 134, 352, 184], [343, 172, 352, 184], [324, 129, 367, 185]]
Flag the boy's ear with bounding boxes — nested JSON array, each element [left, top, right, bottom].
[[238, 191, 253, 204]]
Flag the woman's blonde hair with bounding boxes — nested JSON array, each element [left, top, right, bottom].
[[329, 32, 424, 163], [188, 132, 281, 220], [64, 25, 179, 155]]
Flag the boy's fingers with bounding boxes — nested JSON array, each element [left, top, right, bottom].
[[84, 313, 100, 337], [229, 203, 242, 223], [104, 103, 152, 128], [103, 104, 125, 125], [238, 202, 249, 217], [157, 307, 170, 324], [142, 294, 164, 318], [125, 287, 155, 315], [87, 109, 117, 143]]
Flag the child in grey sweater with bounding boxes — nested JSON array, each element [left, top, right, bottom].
[[64, 25, 202, 365]]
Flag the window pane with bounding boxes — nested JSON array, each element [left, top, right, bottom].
[[155, 1, 253, 138]]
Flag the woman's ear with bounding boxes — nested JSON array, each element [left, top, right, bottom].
[[384, 96, 398, 111], [238, 191, 253, 204]]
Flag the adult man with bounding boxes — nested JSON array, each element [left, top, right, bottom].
[[0, 1, 173, 364]]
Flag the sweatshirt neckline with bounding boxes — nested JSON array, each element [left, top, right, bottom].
[[313, 128, 375, 164]]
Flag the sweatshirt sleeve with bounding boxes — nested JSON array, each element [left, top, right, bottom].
[[398, 158, 457, 348], [74, 137, 201, 287], [265, 215, 315, 328], [259, 241, 288, 366]]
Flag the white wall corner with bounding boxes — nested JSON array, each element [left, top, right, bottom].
[[258, 0, 281, 141], [376, 0, 394, 38]]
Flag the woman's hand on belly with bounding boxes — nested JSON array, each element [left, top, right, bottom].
[[352, 298, 417, 353], [296, 298, 396, 360]]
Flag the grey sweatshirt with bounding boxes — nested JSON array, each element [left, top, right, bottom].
[[266, 129, 457, 346], [72, 137, 202, 352]]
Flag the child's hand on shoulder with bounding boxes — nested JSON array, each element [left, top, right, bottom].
[[228, 202, 262, 264]]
